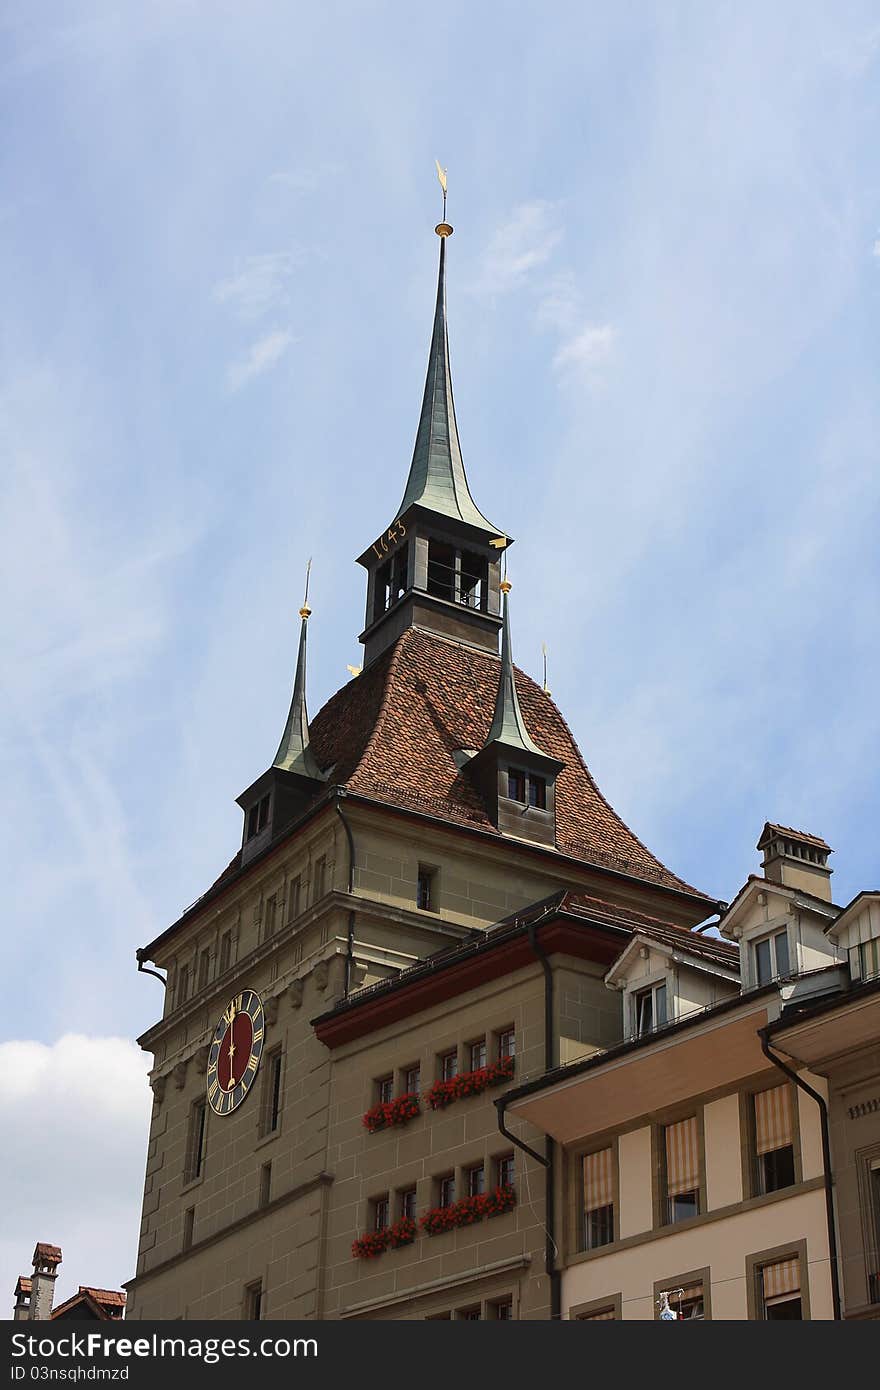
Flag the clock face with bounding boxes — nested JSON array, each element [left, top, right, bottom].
[[207, 990, 264, 1115]]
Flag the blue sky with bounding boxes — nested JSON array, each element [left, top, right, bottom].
[[2, 0, 879, 1303]]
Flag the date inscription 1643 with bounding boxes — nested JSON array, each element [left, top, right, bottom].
[[370, 518, 406, 560]]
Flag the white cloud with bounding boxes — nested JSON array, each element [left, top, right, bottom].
[[478, 201, 563, 294], [0, 1035, 151, 1310], [212, 251, 302, 320], [226, 329, 294, 391], [553, 322, 617, 378]]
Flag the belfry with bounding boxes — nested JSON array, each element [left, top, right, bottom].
[[127, 186, 720, 1323]]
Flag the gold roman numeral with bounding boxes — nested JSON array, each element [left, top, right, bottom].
[[246, 1054, 258, 1072], [208, 1078, 219, 1100], [253, 1028, 263, 1044]]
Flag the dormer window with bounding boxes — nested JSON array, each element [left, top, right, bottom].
[[528, 776, 546, 809], [754, 929, 790, 986], [855, 939, 880, 983], [506, 767, 546, 807], [507, 768, 526, 802], [246, 794, 270, 842], [634, 981, 667, 1037]]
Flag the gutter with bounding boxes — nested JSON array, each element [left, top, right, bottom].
[[494, 907, 561, 1319], [758, 1028, 841, 1321], [135, 948, 166, 989], [334, 788, 357, 998]]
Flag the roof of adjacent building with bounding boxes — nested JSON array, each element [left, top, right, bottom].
[[50, 1286, 126, 1321], [313, 887, 731, 1046], [33, 1243, 62, 1266]]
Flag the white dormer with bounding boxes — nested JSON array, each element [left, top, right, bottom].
[[605, 931, 740, 1041], [826, 892, 880, 984], [719, 876, 842, 990]]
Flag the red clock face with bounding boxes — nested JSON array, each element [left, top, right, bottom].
[[207, 990, 264, 1115]]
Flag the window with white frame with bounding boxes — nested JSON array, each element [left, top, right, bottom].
[[753, 929, 791, 986], [853, 938, 880, 982], [634, 980, 667, 1037]]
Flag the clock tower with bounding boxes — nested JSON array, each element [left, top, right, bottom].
[[126, 200, 717, 1323]]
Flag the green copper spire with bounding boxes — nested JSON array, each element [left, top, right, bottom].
[[483, 585, 550, 757], [273, 597, 325, 781], [397, 228, 500, 534]]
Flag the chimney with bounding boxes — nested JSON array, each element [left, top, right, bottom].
[[13, 1276, 31, 1321], [29, 1243, 62, 1320], [757, 823, 833, 902]]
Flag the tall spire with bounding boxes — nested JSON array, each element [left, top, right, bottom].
[[396, 221, 500, 535], [483, 582, 550, 758], [273, 567, 324, 781]]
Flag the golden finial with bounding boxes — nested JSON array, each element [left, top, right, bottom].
[[435, 159, 453, 237], [500, 579, 512, 594], [299, 557, 312, 620]]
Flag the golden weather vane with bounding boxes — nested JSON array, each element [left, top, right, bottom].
[[435, 159, 448, 218]]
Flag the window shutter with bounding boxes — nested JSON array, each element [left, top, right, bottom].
[[762, 1257, 800, 1299], [754, 1087, 793, 1155], [665, 1117, 699, 1196], [583, 1148, 613, 1213]]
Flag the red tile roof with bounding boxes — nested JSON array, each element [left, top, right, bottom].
[[307, 628, 706, 895], [15, 1276, 32, 1296], [33, 1242, 62, 1265], [80, 1287, 126, 1308], [758, 822, 831, 851]]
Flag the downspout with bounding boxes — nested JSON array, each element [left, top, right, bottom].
[[335, 789, 357, 998], [136, 948, 166, 988], [758, 1027, 841, 1321]]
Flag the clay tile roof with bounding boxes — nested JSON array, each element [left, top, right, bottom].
[[80, 1287, 127, 1308], [559, 891, 737, 965], [758, 822, 831, 851], [15, 1276, 32, 1296], [307, 628, 707, 897], [33, 1243, 62, 1265]]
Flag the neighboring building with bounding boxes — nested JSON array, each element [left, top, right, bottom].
[[503, 828, 880, 1320], [12, 1243, 125, 1321], [125, 216, 721, 1320]]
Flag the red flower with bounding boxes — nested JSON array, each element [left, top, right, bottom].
[[362, 1091, 422, 1133], [425, 1056, 515, 1112], [419, 1186, 516, 1236]]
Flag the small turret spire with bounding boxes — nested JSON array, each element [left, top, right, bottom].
[[483, 581, 549, 758], [396, 177, 501, 534], [273, 561, 324, 780]]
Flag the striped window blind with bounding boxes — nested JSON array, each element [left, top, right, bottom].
[[762, 1257, 800, 1300], [754, 1087, 793, 1155], [665, 1117, 700, 1196], [583, 1147, 613, 1214]]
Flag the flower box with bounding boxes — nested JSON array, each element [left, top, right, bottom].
[[352, 1216, 417, 1260], [420, 1185, 516, 1236], [425, 1055, 515, 1111], [362, 1091, 421, 1133]]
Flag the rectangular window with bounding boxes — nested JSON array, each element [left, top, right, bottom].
[[507, 768, 526, 803], [635, 981, 667, 1037], [459, 551, 488, 610], [490, 1298, 513, 1320], [182, 1207, 194, 1252], [373, 1195, 390, 1231], [666, 1281, 706, 1320], [262, 1048, 283, 1135], [469, 1039, 487, 1071], [404, 1064, 421, 1095], [417, 866, 436, 911], [498, 1028, 516, 1060], [176, 963, 190, 1010], [377, 1075, 394, 1105], [582, 1147, 614, 1250], [528, 776, 546, 809], [246, 795, 270, 842], [426, 539, 456, 601], [288, 876, 301, 923], [867, 1159, 880, 1303], [753, 1087, 795, 1194], [754, 929, 791, 986], [859, 939, 880, 981], [440, 1050, 458, 1082], [438, 1174, 455, 1208], [313, 856, 327, 901], [577, 1306, 617, 1321], [259, 1162, 271, 1209], [219, 931, 232, 974], [186, 1099, 207, 1183], [466, 1164, 485, 1197], [497, 1153, 515, 1191], [400, 1188, 418, 1221], [663, 1116, 700, 1224], [457, 1307, 481, 1320], [759, 1257, 802, 1319], [244, 1281, 262, 1321], [264, 894, 277, 939], [197, 949, 210, 991]]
